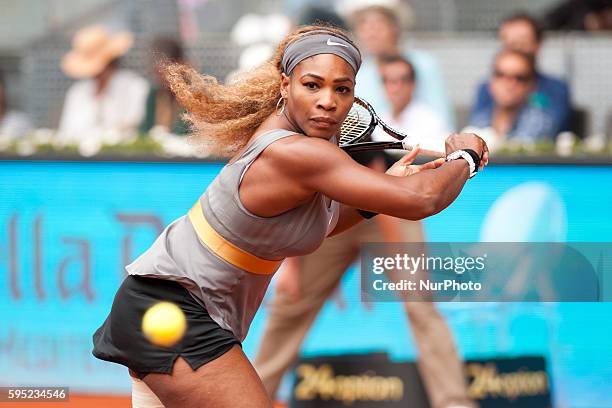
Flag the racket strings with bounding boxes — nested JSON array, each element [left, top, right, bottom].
[[353, 96, 409, 141], [339, 105, 371, 145], [337, 97, 438, 155]]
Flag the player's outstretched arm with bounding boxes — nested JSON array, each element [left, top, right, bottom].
[[273, 133, 487, 222], [327, 147, 443, 236]]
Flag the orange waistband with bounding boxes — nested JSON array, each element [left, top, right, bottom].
[[187, 202, 282, 275]]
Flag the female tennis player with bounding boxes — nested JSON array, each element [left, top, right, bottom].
[[93, 25, 488, 408]]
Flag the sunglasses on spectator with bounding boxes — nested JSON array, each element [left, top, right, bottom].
[[382, 74, 414, 84], [493, 70, 533, 83]]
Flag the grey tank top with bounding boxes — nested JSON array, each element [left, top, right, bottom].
[[126, 129, 339, 340]]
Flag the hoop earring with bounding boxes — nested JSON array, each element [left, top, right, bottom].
[[275, 96, 286, 116]]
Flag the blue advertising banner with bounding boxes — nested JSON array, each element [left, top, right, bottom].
[[0, 161, 611, 407]]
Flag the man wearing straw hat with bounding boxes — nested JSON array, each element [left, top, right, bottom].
[[58, 25, 149, 143]]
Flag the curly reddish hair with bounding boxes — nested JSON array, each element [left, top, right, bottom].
[[162, 25, 357, 157]]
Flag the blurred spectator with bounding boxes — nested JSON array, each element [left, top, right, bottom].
[[468, 50, 557, 147], [231, 13, 292, 48], [283, 0, 336, 19], [343, 0, 455, 129], [296, 5, 347, 28], [0, 71, 32, 139], [228, 13, 291, 80], [373, 55, 449, 152], [544, 0, 612, 31], [58, 26, 149, 142], [471, 13, 571, 136], [139, 37, 189, 136]]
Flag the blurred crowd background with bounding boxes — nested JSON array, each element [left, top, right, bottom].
[[1, 0, 612, 158], [2, 2, 612, 407]]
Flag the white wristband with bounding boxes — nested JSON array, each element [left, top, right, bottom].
[[446, 150, 477, 178]]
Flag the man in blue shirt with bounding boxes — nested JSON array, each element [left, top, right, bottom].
[[470, 50, 557, 143], [470, 13, 571, 138]]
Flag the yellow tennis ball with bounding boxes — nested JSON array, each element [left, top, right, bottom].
[[142, 301, 187, 347]]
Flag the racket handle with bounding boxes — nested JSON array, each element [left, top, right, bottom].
[[413, 147, 445, 158], [341, 141, 402, 152], [400, 139, 444, 158], [341, 141, 445, 158]]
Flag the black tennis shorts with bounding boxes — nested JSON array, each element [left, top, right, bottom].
[[92, 275, 240, 379]]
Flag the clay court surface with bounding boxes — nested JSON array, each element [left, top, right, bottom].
[[0, 394, 131, 407], [0, 395, 291, 407]]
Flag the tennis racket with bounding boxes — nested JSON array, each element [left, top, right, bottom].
[[339, 97, 444, 158]]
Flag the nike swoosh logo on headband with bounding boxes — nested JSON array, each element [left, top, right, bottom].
[[326, 38, 349, 48]]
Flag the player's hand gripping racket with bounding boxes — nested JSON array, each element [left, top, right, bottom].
[[339, 96, 444, 158]]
